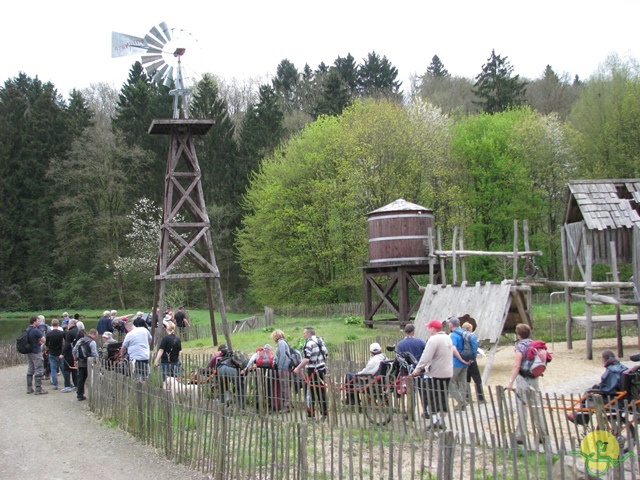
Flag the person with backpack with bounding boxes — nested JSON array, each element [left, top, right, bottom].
[[45, 318, 66, 390], [72, 328, 98, 401], [272, 329, 293, 411], [23, 315, 48, 395], [461, 322, 485, 403], [293, 327, 329, 420], [448, 317, 474, 411], [154, 321, 182, 386], [506, 323, 549, 446], [60, 318, 81, 392]]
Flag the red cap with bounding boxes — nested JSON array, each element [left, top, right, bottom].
[[426, 319, 442, 330]]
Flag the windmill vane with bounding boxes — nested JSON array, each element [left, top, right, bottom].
[[111, 21, 198, 119]]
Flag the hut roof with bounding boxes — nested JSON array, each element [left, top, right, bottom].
[[368, 198, 432, 215], [565, 179, 640, 231]]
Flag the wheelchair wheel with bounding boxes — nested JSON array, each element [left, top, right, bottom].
[[363, 383, 392, 426], [607, 413, 637, 454]]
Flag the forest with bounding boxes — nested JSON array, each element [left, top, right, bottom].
[[1, 50, 639, 311]]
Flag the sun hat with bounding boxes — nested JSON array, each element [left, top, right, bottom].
[[370, 342, 382, 353]]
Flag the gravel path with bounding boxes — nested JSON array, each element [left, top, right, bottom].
[[0, 365, 210, 480]]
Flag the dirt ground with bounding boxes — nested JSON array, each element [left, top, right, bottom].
[[0, 365, 210, 480], [479, 335, 640, 395], [1, 336, 638, 479]]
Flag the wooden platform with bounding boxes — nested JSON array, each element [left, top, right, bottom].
[[571, 313, 639, 327]]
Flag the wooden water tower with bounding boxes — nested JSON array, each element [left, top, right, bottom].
[[363, 199, 436, 327]]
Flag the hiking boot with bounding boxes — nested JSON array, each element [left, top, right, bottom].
[[34, 389, 48, 395], [26, 388, 34, 394]]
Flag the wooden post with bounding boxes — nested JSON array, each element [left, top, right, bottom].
[[561, 227, 573, 349], [585, 242, 593, 360], [634, 226, 640, 347], [459, 227, 467, 283], [428, 227, 435, 285], [438, 226, 446, 285], [609, 241, 623, 357], [513, 220, 519, 281], [452, 227, 458, 285]]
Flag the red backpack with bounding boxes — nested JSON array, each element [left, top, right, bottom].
[[520, 340, 552, 378], [255, 347, 275, 369]]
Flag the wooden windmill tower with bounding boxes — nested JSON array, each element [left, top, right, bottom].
[[113, 22, 232, 347]]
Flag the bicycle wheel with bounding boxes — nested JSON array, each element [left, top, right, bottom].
[[363, 383, 392, 426]]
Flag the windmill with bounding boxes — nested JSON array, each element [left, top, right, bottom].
[[111, 22, 199, 119], [112, 23, 233, 348]]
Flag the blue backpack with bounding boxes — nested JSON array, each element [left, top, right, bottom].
[[457, 330, 478, 361]]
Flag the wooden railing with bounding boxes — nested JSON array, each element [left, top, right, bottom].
[[87, 354, 640, 479]]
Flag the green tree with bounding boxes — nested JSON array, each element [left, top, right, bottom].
[[189, 73, 244, 296], [112, 62, 173, 202], [450, 107, 574, 279], [47, 123, 151, 308], [313, 69, 352, 117], [272, 59, 300, 112], [417, 74, 478, 116], [237, 84, 285, 188], [568, 54, 640, 178], [473, 50, 527, 113], [357, 52, 403, 101], [525, 65, 581, 119], [333, 53, 359, 96], [236, 98, 451, 306], [426, 55, 449, 78], [0, 74, 81, 309], [190, 73, 240, 204]]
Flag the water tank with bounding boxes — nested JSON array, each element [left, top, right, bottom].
[[367, 199, 434, 265]]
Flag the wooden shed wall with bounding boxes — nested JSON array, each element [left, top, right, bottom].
[[564, 221, 636, 265]]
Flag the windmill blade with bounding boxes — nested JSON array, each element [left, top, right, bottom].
[[152, 64, 170, 84], [159, 22, 172, 42], [149, 25, 169, 45], [141, 54, 163, 65], [144, 60, 166, 76], [144, 33, 165, 51], [111, 32, 147, 58], [163, 67, 175, 87]]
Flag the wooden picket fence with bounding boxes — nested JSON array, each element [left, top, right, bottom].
[[87, 348, 640, 479]]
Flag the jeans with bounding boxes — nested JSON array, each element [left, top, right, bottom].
[[49, 354, 61, 388], [160, 361, 182, 381], [217, 365, 245, 408]]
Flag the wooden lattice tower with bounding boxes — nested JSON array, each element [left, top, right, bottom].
[[149, 118, 232, 348]]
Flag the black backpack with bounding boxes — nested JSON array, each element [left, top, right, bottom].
[[77, 340, 91, 360], [16, 327, 33, 354]]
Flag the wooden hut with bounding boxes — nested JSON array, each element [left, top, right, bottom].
[[561, 179, 640, 359]]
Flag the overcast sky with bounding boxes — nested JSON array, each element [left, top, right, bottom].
[[3, 0, 639, 98]]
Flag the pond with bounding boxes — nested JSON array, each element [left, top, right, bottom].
[[0, 317, 100, 344]]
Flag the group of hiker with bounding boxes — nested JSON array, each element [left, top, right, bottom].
[[204, 327, 329, 419]]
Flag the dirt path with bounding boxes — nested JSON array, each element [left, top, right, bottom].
[[0, 364, 210, 480]]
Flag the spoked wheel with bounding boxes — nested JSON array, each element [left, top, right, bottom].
[[363, 384, 392, 426], [609, 416, 637, 454]]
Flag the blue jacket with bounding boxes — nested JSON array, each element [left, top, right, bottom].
[[450, 327, 467, 369]]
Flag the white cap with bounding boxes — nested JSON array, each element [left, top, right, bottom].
[[370, 342, 382, 353], [137, 311, 143, 316]]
